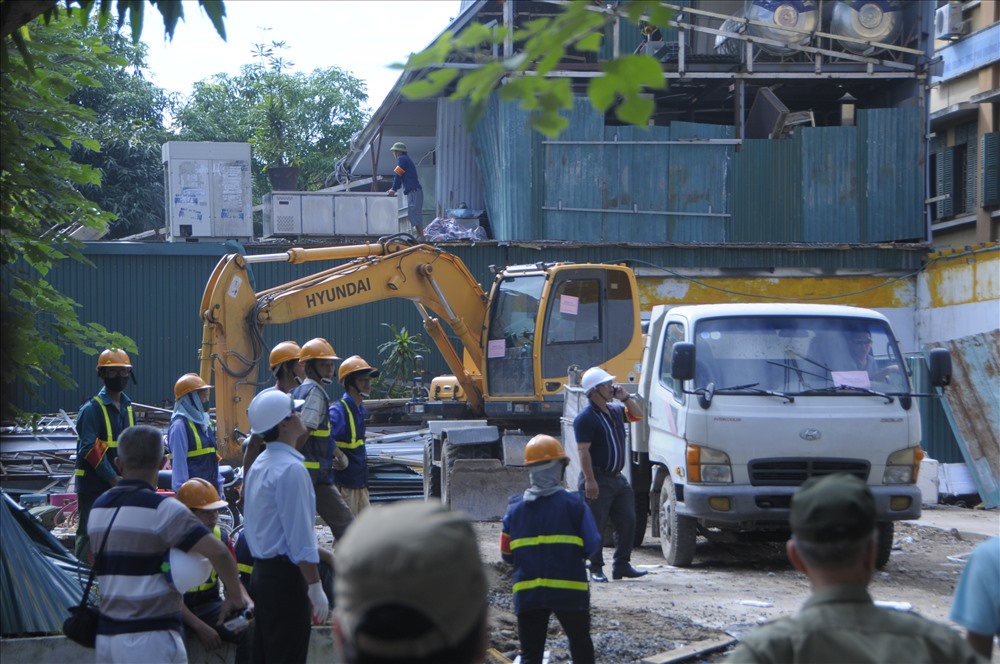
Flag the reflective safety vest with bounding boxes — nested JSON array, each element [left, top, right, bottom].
[[333, 398, 367, 489], [74, 396, 135, 495], [500, 491, 601, 615], [170, 419, 220, 490], [292, 383, 336, 485], [184, 526, 226, 608]]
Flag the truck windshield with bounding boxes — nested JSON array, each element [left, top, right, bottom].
[[693, 316, 910, 394], [485, 275, 546, 396]]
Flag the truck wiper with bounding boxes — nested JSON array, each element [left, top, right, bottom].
[[714, 382, 795, 403], [796, 385, 894, 404], [765, 359, 828, 383]]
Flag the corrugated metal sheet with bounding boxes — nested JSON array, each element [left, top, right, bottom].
[[930, 331, 1000, 508], [731, 138, 802, 242], [860, 108, 924, 241], [14, 241, 930, 415], [667, 122, 733, 242], [907, 354, 964, 464], [802, 126, 859, 242], [471, 97, 537, 240], [1, 492, 85, 637], [435, 99, 486, 212], [542, 97, 606, 241], [603, 123, 672, 243]]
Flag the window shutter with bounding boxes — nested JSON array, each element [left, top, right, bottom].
[[983, 132, 1000, 207], [938, 147, 954, 218]]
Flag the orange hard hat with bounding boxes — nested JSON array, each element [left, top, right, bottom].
[[269, 340, 302, 370], [97, 349, 132, 370], [299, 338, 340, 362], [338, 355, 380, 384], [174, 373, 212, 400], [524, 435, 567, 466], [176, 477, 228, 510]]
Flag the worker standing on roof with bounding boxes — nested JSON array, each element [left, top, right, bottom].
[[330, 356, 380, 516], [241, 341, 304, 502], [502, 435, 601, 664], [385, 141, 424, 239], [73, 348, 136, 561], [291, 338, 354, 542], [168, 373, 222, 494]]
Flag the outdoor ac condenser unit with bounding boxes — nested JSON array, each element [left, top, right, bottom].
[[934, 3, 965, 41]]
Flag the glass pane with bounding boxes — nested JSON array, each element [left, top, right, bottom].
[[486, 276, 545, 396], [693, 316, 909, 393]]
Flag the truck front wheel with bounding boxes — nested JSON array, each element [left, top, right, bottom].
[[875, 521, 894, 569], [660, 478, 697, 567]]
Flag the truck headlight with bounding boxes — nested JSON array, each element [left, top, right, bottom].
[[687, 445, 733, 483], [883, 446, 924, 485]]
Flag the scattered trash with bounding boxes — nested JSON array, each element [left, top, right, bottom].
[[899, 536, 913, 544], [874, 600, 912, 612], [424, 216, 488, 242], [736, 600, 774, 608]]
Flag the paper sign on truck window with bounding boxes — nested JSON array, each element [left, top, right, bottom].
[[831, 371, 870, 389], [559, 294, 579, 316]]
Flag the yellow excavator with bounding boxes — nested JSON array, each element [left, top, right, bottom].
[[198, 234, 642, 517]]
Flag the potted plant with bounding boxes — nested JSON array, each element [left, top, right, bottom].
[[251, 40, 300, 191]]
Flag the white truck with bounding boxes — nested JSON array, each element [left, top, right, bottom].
[[626, 303, 952, 568]]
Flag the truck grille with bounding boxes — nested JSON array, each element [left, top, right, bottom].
[[749, 458, 870, 486]]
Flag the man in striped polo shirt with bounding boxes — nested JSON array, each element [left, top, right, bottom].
[[90, 425, 249, 663]]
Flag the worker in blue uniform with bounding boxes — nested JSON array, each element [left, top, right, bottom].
[[73, 348, 136, 561], [330, 355, 380, 516], [386, 141, 424, 238], [168, 373, 222, 493], [501, 435, 601, 664]]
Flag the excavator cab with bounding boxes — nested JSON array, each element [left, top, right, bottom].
[[483, 263, 642, 422]]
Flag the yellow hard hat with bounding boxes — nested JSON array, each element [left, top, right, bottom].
[[176, 477, 228, 510], [174, 373, 212, 400], [269, 340, 302, 370], [524, 435, 567, 466], [299, 338, 340, 362], [97, 349, 132, 370], [338, 355, 380, 385]]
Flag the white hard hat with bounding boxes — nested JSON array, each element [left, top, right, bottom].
[[581, 367, 615, 393], [164, 548, 212, 593], [248, 389, 304, 435]]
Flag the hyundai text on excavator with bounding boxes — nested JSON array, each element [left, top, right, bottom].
[[198, 235, 643, 518]]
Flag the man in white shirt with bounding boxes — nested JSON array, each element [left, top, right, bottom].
[[243, 390, 329, 664]]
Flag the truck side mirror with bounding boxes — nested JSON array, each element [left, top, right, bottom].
[[671, 342, 696, 381], [928, 348, 951, 387]]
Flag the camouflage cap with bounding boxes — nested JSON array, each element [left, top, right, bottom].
[[334, 501, 487, 659], [790, 473, 876, 542]]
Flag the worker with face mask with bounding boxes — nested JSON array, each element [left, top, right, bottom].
[[291, 338, 353, 542], [73, 348, 136, 561], [168, 373, 222, 494], [330, 356, 380, 516]]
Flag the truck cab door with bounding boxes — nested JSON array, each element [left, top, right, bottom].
[[645, 315, 689, 466]]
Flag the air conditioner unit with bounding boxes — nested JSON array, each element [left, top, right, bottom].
[[934, 3, 965, 41]]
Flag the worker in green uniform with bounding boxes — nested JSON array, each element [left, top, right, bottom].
[[727, 473, 985, 663]]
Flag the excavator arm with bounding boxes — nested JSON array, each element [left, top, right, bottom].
[[199, 236, 489, 459]]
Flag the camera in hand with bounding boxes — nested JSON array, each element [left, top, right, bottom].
[[223, 608, 254, 632]]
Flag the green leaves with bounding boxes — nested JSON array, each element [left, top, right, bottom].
[[1, 13, 139, 419], [398, 1, 672, 136]]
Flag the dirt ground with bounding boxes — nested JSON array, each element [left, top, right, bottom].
[[472, 509, 995, 664]]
